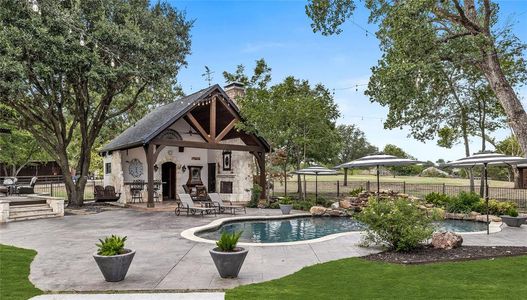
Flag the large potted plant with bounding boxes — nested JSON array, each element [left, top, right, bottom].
[[93, 235, 135, 282], [209, 231, 248, 278], [279, 197, 293, 215], [500, 209, 526, 227]]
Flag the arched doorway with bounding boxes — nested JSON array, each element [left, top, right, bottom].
[[162, 162, 177, 201]]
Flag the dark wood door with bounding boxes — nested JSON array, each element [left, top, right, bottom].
[[162, 162, 176, 200], [208, 163, 216, 192]]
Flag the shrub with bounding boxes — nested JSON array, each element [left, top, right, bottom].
[[280, 197, 293, 205], [247, 184, 262, 208], [313, 196, 334, 208], [356, 198, 434, 252], [96, 235, 127, 256], [216, 231, 242, 252], [424, 192, 452, 207], [292, 200, 314, 211], [268, 202, 280, 209], [446, 192, 481, 213], [481, 200, 518, 217], [349, 187, 364, 197]]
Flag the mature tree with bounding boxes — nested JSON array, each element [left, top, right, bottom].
[[225, 61, 341, 196], [496, 135, 524, 187], [306, 0, 527, 155], [1, 0, 192, 206], [336, 124, 378, 163], [382, 144, 423, 176], [0, 107, 49, 177]]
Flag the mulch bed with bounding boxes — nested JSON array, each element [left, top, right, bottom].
[[65, 202, 122, 215], [363, 246, 527, 264]]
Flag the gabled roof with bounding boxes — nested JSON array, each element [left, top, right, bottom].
[[100, 84, 270, 153]]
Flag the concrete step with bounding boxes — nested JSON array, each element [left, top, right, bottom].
[[10, 205, 52, 213], [9, 209, 56, 218], [8, 213, 61, 222]]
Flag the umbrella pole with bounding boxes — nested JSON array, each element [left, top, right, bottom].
[[315, 173, 318, 203], [303, 174, 306, 200], [484, 163, 489, 235], [377, 165, 380, 200]]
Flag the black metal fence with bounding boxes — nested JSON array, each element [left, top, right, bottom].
[[272, 180, 527, 210], [32, 180, 103, 200]]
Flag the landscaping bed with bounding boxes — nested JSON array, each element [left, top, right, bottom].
[[65, 201, 122, 215], [363, 246, 527, 264]]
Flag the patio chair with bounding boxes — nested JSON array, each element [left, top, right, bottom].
[[17, 177, 37, 194], [208, 193, 246, 215], [175, 193, 216, 217], [0, 185, 7, 196], [130, 180, 144, 203]]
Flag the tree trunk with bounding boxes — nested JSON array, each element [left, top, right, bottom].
[[482, 49, 527, 156], [461, 117, 475, 192]]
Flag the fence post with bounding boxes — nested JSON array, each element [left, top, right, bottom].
[[50, 182, 53, 197], [337, 180, 340, 197], [403, 181, 406, 194], [442, 183, 446, 195], [366, 181, 370, 192]]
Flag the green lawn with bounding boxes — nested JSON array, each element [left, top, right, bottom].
[[227, 255, 527, 299], [0, 244, 42, 300], [290, 174, 513, 187]]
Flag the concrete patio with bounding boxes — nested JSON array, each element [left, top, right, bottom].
[[1, 207, 526, 293]]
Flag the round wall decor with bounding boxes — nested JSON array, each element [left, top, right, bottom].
[[129, 158, 143, 177]]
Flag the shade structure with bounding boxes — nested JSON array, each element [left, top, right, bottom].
[[336, 155, 423, 199], [293, 165, 337, 201], [446, 152, 527, 234]]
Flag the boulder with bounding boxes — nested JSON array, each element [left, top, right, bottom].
[[326, 209, 348, 217], [431, 232, 463, 250], [475, 215, 501, 223], [425, 203, 435, 208], [310, 206, 327, 216], [339, 200, 351, 209], [331, 202, 340, 209]]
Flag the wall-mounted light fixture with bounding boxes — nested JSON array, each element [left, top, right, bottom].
[[154, 164, 159, 172], [182, 165, 187, 172]]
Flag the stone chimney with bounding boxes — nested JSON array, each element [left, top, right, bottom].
[[224, 82, 245, 103]]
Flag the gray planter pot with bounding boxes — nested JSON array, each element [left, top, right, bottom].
[[209, 247, 248, 278], [500, 215, 527, 227], [93, 249, 135, 282], [279, 204, 293, 215]]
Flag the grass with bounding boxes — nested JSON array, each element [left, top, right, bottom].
[[290, 174, 513, 188], [227, 255, 527, 299], [0, 244, 42, 300]]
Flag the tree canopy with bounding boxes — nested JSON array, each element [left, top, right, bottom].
[[0, 0, 192, 206], [306, 0, 527, 155], [336, 124, 378, 163]]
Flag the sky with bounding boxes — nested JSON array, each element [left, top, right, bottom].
[[168, 0, 527, 162]]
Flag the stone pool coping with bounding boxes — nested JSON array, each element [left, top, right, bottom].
[[181, 214, 503, 247]]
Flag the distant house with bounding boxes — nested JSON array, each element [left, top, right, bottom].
[[0, 161, 62, 177], [519, 164, 527, 189], [100, 83, 269, 206]]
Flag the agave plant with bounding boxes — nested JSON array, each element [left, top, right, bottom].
[[96, 235, 127, 256]]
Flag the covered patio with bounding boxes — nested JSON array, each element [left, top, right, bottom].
[[100, 84, 269, 207]]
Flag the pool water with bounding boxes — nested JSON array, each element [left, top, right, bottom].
[[196, 217, 487, 243]]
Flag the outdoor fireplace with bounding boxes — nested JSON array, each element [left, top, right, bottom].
[[220, 181, 233, 194]]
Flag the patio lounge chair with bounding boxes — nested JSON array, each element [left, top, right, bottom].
[[0, 185, 7, 196], [17, 177, 37, 194], [94, 185, 121, 202], [208, 193, 246, 215], [176, 193, 216, 217]]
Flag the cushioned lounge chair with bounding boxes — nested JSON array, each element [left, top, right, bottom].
[[208, 193, 246, 214], [17, 177, 37, 194], [176, 193, 216, 217]]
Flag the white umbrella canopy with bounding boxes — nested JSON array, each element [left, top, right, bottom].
[[336, 155, 423, 199], [292, 165, 337, 201], [446, 152, 527, 234]]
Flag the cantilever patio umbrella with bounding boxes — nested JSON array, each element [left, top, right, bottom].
[[446, 152, 527, 234], [336, 155, 423, 200], [293, 165, 337, 201]]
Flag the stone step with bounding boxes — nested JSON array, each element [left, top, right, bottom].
[[9, 209, 55, 218], [8, 213, 61, 222], [10, 205, 52, 213]]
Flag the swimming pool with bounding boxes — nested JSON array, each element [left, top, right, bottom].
[[195, 217, 488, 243]]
